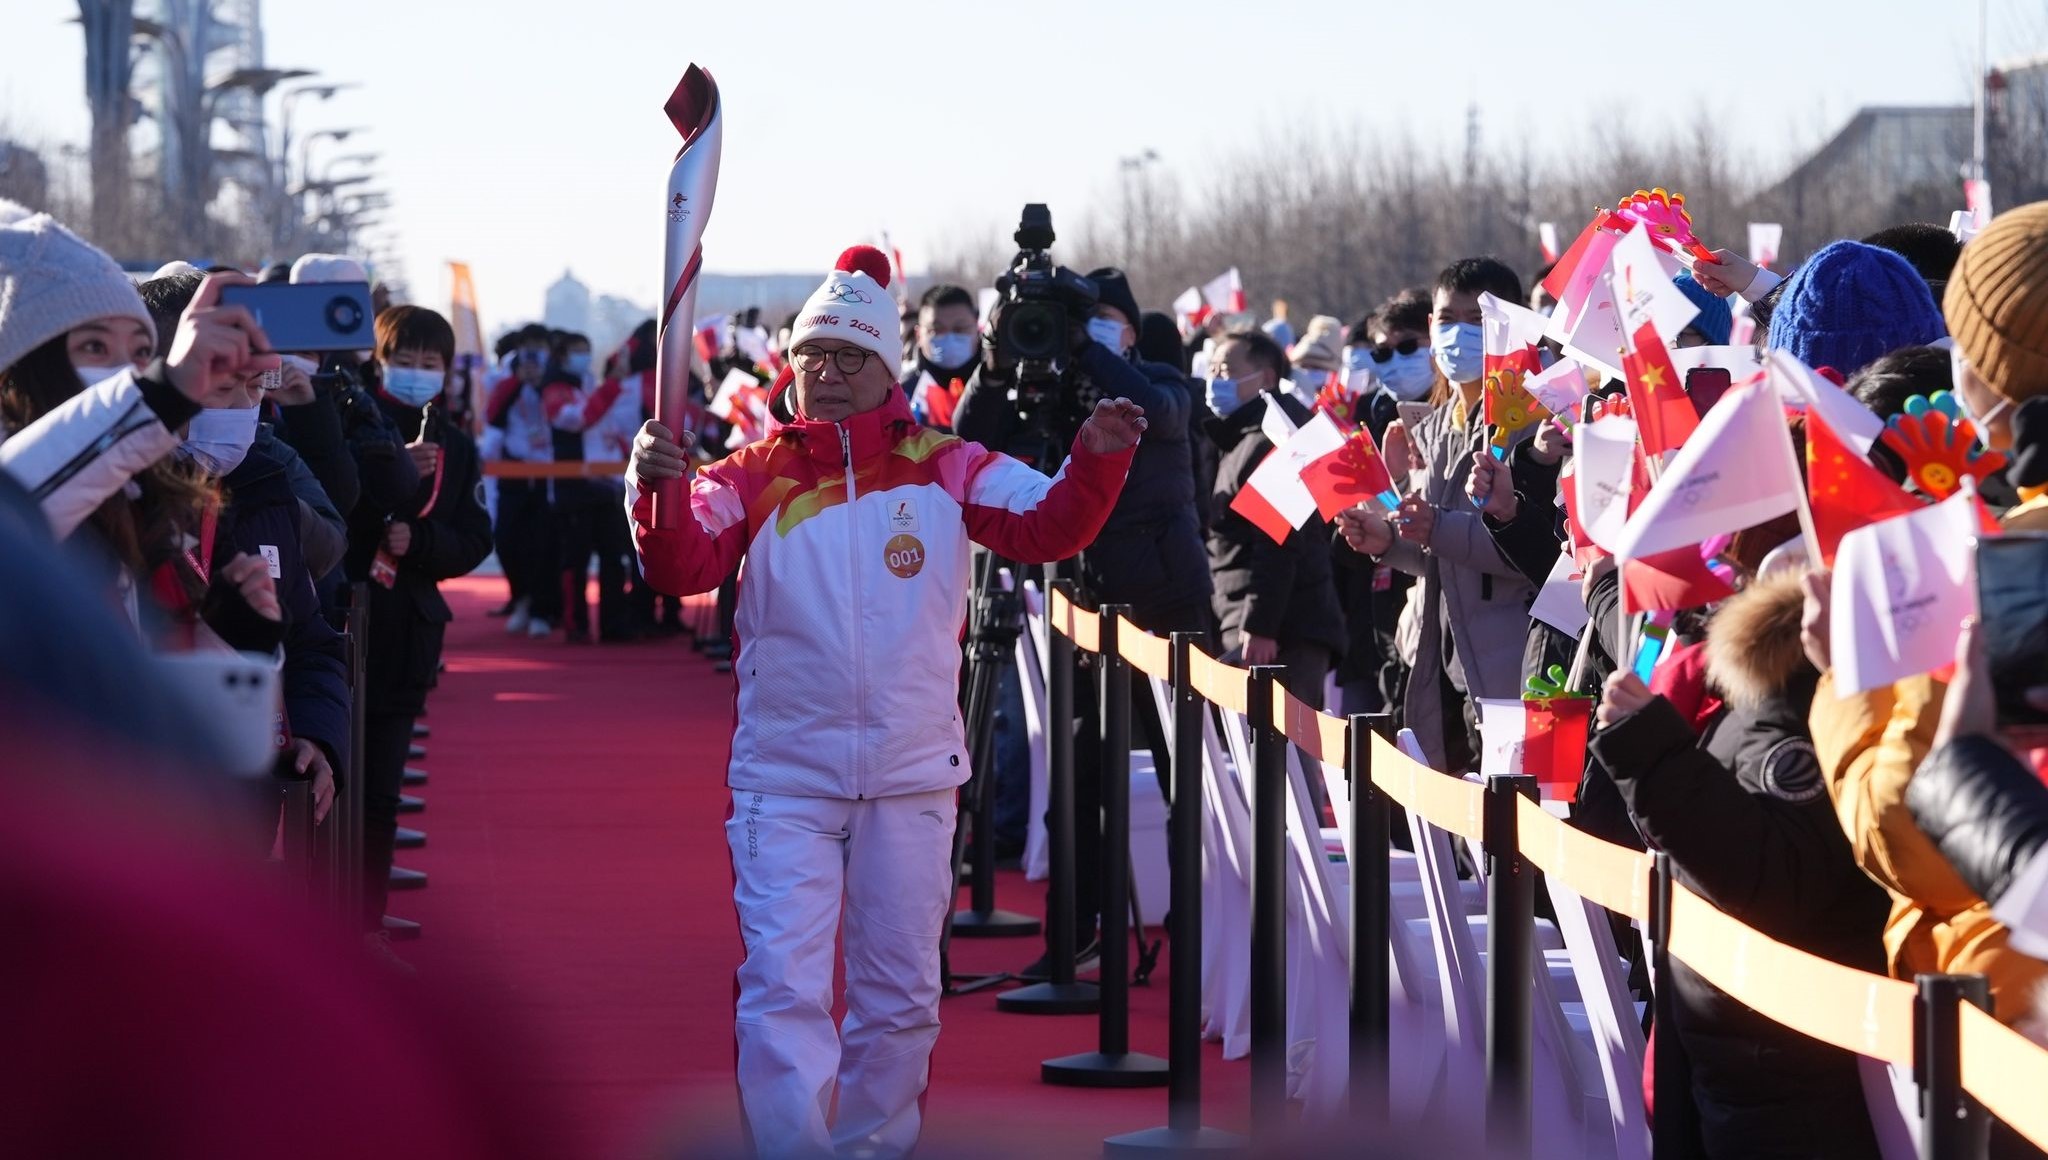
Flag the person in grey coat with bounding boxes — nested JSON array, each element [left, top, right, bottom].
[[1335, 257, 1534, 773]]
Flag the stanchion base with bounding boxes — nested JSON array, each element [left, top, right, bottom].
[[403, 767, 428, 787], [383, 915, 421, 941], [950, 908, 1041, 938], [408, 745, 427, 761], [995, 980, 1099, 1015], [1104, 1126, 1248, 1156], [398, 794, 425, 814], [395, 827, 426, 850], [1041, 1050, 1169, 1088]]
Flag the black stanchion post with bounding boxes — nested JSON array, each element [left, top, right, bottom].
[[1043, 606, 1168, 1087], [1916, 973, 1992, 1160], [999, 581, 1099, 1015], [1649, 851, 1687, 1157], [1105, 633, 1245, 1155], [278, 771, 315, 902], [344, 585, 370, 927], [1349, 712, 1396, 1127], [1244, 664, 1289, 1139], [1484, 772, 1537, 1156]]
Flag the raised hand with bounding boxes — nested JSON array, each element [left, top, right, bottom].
[[1079, 397, 1148, 454]]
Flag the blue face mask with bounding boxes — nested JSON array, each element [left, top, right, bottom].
[[564, 352, 592, 376], [1086, 317, 1128, 354], [926, 332, 977, 371], [384, 365, 445, 407], [1431, 320, 1484, 385], [1344, 346, 1374, 373], [1377, 349, 1435, 401], [1206, 376, 1244, 417], [180, 405, 261, 475]]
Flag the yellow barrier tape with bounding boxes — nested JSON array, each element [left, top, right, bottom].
[[1047, 589, 1100, 654], [1116, 617, 1172, 679], [484, 460, 629, 479], [1515, 796, 1652, 922], [1273, 683, 1347, 765], [1667, 883, 1915, 1066], [1369, 730, 1484, 843], [1960, 1001, 2048, 1150], [1188, 649, 1250, 715]]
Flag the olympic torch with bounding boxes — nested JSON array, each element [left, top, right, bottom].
[[653, 64, 723, 528]]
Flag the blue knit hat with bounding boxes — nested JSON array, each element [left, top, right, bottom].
[[1765, 240, 1948, 376], [1673, 272, 1732, 346]]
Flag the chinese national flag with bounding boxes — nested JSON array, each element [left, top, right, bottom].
[[1806, 411, 1923, 566], [1522, 697, 1592, 802], [1300, 424, 1396, 520], [1621, 544, 1735, 616], [1623, 321, 1699, 458]]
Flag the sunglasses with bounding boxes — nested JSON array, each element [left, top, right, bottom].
[[1369, 338, 1422, 363]]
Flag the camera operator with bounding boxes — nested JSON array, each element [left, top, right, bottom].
[[951, 213, 1209, 973]]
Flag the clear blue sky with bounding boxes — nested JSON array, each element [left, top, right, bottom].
[[3, 0, 2035, 336]]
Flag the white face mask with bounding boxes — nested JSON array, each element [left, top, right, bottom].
[[73, 364, 128, 388], [1086, 316, 1128, 355], [180, 405, 261, 475], [1431, 320, 1485, 385], [1377, 349, 1435, 401]]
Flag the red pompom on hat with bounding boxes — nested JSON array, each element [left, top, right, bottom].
[[835, 245, 892, 289], [787, 243, 902, 372]]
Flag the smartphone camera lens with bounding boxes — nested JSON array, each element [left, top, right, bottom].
[[326, 296, 365, 336]]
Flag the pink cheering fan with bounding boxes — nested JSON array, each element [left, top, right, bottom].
[[1613, 187, 1716, 265], [652, 64, 724, 529]]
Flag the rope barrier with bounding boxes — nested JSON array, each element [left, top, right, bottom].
[[482, 460, 629, 479], [1042, 594, 2048, 1142], [1958, 1001, 2048, 1150]]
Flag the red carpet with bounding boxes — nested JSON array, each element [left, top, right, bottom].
[[400, 578, 1249, 1158]]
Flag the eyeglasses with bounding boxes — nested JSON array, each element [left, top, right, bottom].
[[791, 345, 879, 376], [1369, 338, 1421, 363]]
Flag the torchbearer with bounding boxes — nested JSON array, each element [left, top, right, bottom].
[[627, 246, 1147, 1157]]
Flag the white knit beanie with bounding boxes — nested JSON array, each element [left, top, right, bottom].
[[290, 252, 369, 285], [0, 213, 154, 376], [786, 246, 900, 370]]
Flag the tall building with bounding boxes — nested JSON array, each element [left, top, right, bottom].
[[544, 269, 592, 335]]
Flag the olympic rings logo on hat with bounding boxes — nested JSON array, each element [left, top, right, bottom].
[[823, 281, 873, 306]]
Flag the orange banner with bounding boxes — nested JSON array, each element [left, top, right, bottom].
[[1048, 589, 1100, 654], [1667, 883, 1915, 1065], [1516, 796, 1652, 922]]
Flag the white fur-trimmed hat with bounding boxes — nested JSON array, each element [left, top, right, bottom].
[[787, 246, 900, 371]]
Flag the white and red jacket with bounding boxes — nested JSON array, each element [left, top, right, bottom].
[[544, 372, 648, 468], [483, 375, 554, 462], [627, 391, 1132, 800]]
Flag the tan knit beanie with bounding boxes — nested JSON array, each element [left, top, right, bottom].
[[1944, 200, 2048, 402]]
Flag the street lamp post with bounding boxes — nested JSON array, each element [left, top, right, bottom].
[[1118, 150, 1160, 268]]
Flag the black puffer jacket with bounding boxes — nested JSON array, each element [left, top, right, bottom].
[[1203, 392, 1345, 659], [954, 341, 1210, 626], [1910, 735, 2048, 907], [1591, 576, 1888, 1158]]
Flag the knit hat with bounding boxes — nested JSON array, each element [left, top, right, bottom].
[[0, 213, 154, 377], [1673, 273, 1732, 346], [1085, 267, 1143, 332], [1766, 240, 1948, 376], [1943, 201, 2048, 402], [787, 246, 899, 370], [290, 252, 368, 285], [1288, 314, 1346, 372]]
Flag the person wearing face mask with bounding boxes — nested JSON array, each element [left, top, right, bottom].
[[348, 305, 493, 955], [899, 284, 979, 432], [485, 323, 565, 637], [1203, 327, 1345, 703], [1285, 314, 1347, 411], [0, 215, 248, 540], [1351, 289, 1436, 437], [139, 273, 350, 581], [179, 349, 352, 834], [958, 263, 1211, 973], [544, 330, 640, 642], [627, 246, 1143, 1157], [1334, 257, 1535, 775]]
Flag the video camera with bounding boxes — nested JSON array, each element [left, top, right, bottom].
[[992, 204, 1100, 421]]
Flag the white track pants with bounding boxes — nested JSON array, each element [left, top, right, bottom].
[[727, 786, 956, 1159]]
